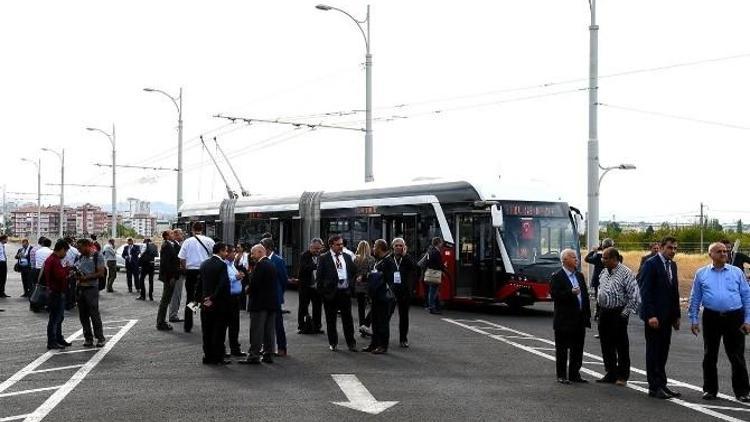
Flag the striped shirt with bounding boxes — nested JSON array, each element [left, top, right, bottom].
[[597, 263, 640, 316]]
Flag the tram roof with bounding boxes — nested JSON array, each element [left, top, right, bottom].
[[179, 178, 566, 217]]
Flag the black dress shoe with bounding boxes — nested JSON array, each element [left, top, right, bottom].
[[47, 343, 64, 350], [136, 297, 145, 301], [231, 351, 248, 357], [156, 323, 173, 331], [399, 341, 409, 348], [737, 395, 750, 403], [595, 377, 616, 384], [570, 377, 588, 383], [57, 340, 73, 347], [648, 389, 671, 399], [662, 387, 681, 398], [238, 357, 261, 365], [702, 392, 717, 400], [261, 354, 274, 364], [557, 378, 571, 385], [169, 318, 184, 323]]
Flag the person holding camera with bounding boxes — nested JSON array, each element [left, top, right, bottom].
[[75, 239, 107, 348]]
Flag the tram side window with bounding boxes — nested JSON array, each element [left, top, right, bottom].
[[236, 219, 272, 245], [418, 216, 440, 254], [323, 219, 353, 248]]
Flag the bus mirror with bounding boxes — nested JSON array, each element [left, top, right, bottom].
[[491, 204, 503, 229], [574, 213, 585, 236]]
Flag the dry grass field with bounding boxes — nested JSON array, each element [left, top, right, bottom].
[[588, 250, 712, 299]]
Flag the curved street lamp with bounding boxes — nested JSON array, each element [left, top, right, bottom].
[[86, 125, 117, 239], [144, 87, 183, 212], [597, 163, 636, 194], [316, 4, 373, 183], [20, 157, 41, 240], [41, 148, 64, 238]]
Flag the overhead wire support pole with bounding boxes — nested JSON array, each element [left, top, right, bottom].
[[212, 137, 250, 197], [199, 136, 237, 199], [214, 114, 364, 132]]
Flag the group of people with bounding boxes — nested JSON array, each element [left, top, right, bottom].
[[552, 236, 750, 403]]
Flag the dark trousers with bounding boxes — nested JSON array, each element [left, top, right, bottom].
[[323, 290, 356, 347], [702, 308, 750, 396], [47, 291, 66, 346], [275, 310, 287, 351], [554, 327, 585, 379], [598, 307, 630, 381], [125, 263, 139, 292], [157, 278, 176, 326], [298, 285, 322, 331], [200, 308, 228, 363], [138, 264, 154, 299], [390, 294, 410, 343], [248, 310, 276, 358], [226, 297, 241, 353], [645, 321, 673, 392], [106, 261, 117, 291], [77, 286, 104, 342], [368, 300, 392, 349], [183, 269, 201, 332], [20, 267, 33, 296], [0, 261, 7, 294], [356, 292, 369, 327]]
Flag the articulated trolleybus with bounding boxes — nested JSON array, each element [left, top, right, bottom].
[[177, 179, 584, 308]]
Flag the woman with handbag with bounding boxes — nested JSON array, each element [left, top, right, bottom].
[[44, 240, 72, 350], [353, 241, 375, 334], [424, 237, 445, 315]]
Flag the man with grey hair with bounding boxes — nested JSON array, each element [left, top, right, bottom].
[[551, 249, 591, 384], [240, 244, 279, 364], [297, 238, 324, 334], [688, 242, 750, 401], [168, 228, 185, 323], [596, 247, 640, 386], [387, 237, 418, 348]]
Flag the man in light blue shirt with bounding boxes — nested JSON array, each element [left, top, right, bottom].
[[689, 242, 750, 402]]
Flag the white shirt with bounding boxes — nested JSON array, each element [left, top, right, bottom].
[[178, 234, 215, 269], [103, 244, 117, 262], [34, 247, 53, 269], [331, 251, 348, 288], [239, 252, 249, 270], [63, 246, 80, 267], [0, 243, 6, 262]]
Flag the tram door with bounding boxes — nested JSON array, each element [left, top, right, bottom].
[[455, 214, 497, 298], [383, 214, 418, 256]]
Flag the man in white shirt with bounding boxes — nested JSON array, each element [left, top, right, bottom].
[[177, 222, 215, 332], [102, 239, 118, 292], [32, 237, 53, 293], [0, 235, 9, 298]]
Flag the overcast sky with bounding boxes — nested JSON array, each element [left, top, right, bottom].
[[1, 0, 748, 224]]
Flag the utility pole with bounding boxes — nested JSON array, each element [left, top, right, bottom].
[[586, 0, 600, 270], [699, 202, 705, 253], [1, 185, 6, 234]]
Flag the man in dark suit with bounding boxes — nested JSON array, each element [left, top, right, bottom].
[[260, 237, 289, 357], [199, 242, 232, 365], [639, 236, 681, 399], [240, 244, 279, 364], [137, 239, 158, 301], [317, 234, 358, 352], [122, 238, 141, 293], [550, 249, 591, 384], [156, 230, 179, 331], [297, 238, 324, 334]]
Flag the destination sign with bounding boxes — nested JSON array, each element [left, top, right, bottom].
[[501, 202, 566, 218]]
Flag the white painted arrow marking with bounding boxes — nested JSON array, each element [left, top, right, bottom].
[[331, 374, 398, 415]]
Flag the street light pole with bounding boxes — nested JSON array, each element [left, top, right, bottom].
[[143, 87, 183, 211], [20, 158, 41, 240], [316, 4, 373, 183], [86, 125, 117, 239], [597, 164, 637, 194], [41, 147, 65, 238], [586, 0, 600, 255]]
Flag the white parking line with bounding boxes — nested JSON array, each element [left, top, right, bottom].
[[445, 318, 748, 422], [0, 319, 137, 422]]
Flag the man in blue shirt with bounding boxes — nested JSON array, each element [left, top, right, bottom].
[[689, 242, 750, 402]]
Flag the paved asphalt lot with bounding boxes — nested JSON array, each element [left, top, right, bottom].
[[1, 268, 750, 421]]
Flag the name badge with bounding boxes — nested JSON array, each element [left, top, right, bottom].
[[394, 271, 402, 284]]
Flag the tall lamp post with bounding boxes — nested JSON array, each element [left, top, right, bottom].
[[586, 0, 601, 256], [86, 125, 117, 239], [143, 87, 183, 212], [41, 148, 64, 238], [589, 162, 636, 267], [20, 158, 41, 240], [316, 4, 373, 183]]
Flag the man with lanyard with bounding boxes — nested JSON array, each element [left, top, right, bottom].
[[387, 238, 418, 348], [177, 222, 215, 333], [15, 238, 34, 297], [689, 242, 750, 402], [0, 234, 8, 300]]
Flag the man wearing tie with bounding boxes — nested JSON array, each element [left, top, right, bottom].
[[317, 234, 358, 352], [550, 249, 591, 384], [639, 236, 681, 399], [689, 242, 750, 402], [122, 238, 140, 293], [297, 238, 324, 334]]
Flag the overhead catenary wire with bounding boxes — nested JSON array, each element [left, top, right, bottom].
[[598, 103, 750, 131]]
